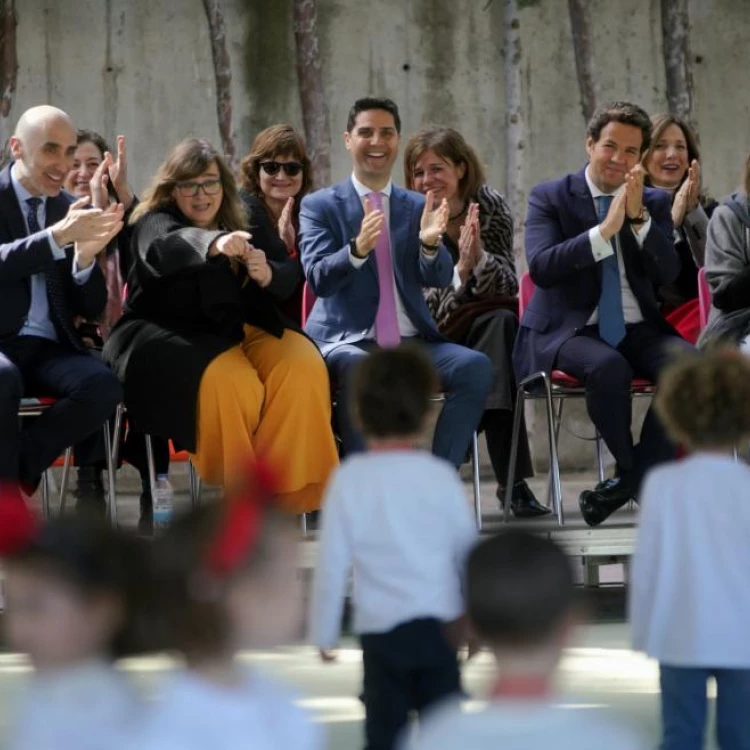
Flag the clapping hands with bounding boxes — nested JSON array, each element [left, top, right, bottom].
[[419, 190, 449, 248], [456, 202, 481, 284], [672, 160, 701, 228]]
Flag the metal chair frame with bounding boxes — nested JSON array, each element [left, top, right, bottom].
[[502, 372, 655, 526], [110, 403, 202, 513], [19, 397, 117, 525]]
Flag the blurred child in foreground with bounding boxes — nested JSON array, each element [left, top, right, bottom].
[[631, 349, 750, 750], [0, 499, 147, 750], [407, 529, 646, 750]]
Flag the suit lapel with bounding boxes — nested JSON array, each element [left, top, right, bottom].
[[569, 167, 599, 231], [0, 164, 31, 241], [45, 193, 72, 228], [387, 186, 412, 287], [337, 179, 366, 243]]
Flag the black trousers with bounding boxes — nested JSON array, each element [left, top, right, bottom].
[[555, 323, 693, 480], [0, 336, 122, 487], [360, 618, 461, 750]]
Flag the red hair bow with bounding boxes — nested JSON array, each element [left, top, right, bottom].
[[205, 460, 278, 576], [0, 487, 39, 557]]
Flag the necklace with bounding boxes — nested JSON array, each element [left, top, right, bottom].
[[448, 202, 468, 222]]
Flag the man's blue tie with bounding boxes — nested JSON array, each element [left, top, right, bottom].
[[595, 196, 626, 348], [26, 197, 83, 349]]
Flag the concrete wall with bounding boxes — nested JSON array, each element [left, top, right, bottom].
[[14, 0, 750, 199], [12, 0, 750, 473]]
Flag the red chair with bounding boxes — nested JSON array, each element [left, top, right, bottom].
[[19, 397, 117, 523], [301, 282, 484, 531], [503, 273, 656, 525], [698, 267, 711, 332]]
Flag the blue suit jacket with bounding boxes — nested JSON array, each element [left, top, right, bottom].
[[513, 167, 681, 382], [0, 163, 107, 347], [299, 178, 452, 353]]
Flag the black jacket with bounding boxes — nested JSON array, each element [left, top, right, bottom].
[[103, 204, 301, 450]]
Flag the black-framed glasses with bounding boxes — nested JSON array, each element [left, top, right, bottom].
[[175, 179, 223, 197], [259, 161, 304, 177]]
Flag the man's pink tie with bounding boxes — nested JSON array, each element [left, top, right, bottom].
[[368, 192, 401, 348]]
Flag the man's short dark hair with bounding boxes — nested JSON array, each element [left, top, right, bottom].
[[346, 97, 402, 134], [467, 530, 576, 648], [351, 345, 438, 439], [586, 101, 652, 153]]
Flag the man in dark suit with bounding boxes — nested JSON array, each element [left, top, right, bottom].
[[514, 101, 693, 527], [300, 97, 492, 468], [0, 105, 124, 500]]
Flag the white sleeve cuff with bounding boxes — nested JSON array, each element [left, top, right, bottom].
[[451, 266, 464, 293], [72, 260, 96, 284], [589, 226, 615, 261], [630, 216, 652, 247], [348, 248, 368, 268], [47, 229, 66, 259]]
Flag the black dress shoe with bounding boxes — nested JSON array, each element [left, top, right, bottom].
[[578, 476, 636, 528], [496, 481, 552, 518]]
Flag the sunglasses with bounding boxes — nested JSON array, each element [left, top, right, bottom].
[[175, 179, 223, 197], [259, 161, 304, 177]]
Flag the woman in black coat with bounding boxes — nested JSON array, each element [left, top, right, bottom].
[[104, 138, 338, 512]]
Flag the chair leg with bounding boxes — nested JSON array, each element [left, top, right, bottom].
[[41, 471, 51, 519], [543, 378, 565, 526], [111, 403, 125, 468], [145, 435, 157, 499], [471, 431, 482, 531], [595, 431, 606, 483], [300, 513, 308, 537], [547, 398, 564, 509], [503, 386, 526, 523], [103, 421, 118, 528], [188, 460, 201, 509], [58, 447, 73, 515]]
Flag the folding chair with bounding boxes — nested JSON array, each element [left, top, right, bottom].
[[19, 397, 117, 524], [503, 273, 656, 526], [301, 283, 484, 530], [110, 404, 202, 512]]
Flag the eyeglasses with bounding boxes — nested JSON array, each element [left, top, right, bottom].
[[175, 179, 223, 197], [259, 161, 304, 177]]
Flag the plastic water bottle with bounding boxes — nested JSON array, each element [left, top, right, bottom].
[[152, 476, 174, 530]]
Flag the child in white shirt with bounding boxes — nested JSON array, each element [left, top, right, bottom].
[[406, 529, 645, 750], [631, 349, 750, 750], [133, 462, 323, 750], [308, 345, 478, 750], [0, 500, 146, 750]]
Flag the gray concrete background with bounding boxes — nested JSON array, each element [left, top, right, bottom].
[[15, 0, 750, 199]]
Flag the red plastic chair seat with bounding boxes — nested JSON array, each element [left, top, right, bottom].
[[550, 370, 653, 390], [19, 396, 57, 409]]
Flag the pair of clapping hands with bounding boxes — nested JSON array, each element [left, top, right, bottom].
[[208, 231, 272, 288], [598, 164, 658, 242], [51, 135, 133, 270], [353, 190, 450, 259]]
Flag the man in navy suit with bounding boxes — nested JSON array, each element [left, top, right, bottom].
[[0, 105, 124, 500], [300, 97, 492, 467], [514, 101, 693, 526]]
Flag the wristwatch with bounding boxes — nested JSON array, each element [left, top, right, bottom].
[[627, 206, 649, 225]]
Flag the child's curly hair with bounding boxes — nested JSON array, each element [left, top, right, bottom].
[[655, 348, 750, 450]]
